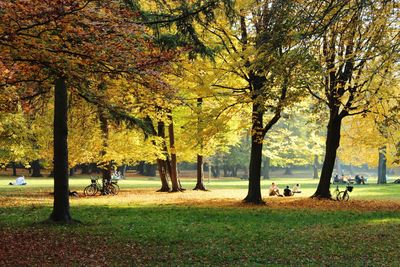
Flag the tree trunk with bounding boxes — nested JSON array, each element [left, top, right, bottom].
[[211, 165, 220, 178], [168, 115, 183, 192], [378, 146, 387, 184], [137, 161, 145, 175], [69, 168, 75, 176], [156, 121, 170, 192], [313, 155, 319, 179], [223, 165, 229, 177], [243, 103, 264, 204], [194, 154, 207, 190], [284, 166, 293, 175], [81, 164, 90, 174], [232, 165, 238, 177], [31, 160, 43, 177], [99, 107, 112, 195], [49, 77, 72, 223], [263, 157, 270, 180], [313, 114, 342, 199], [144, 163, 157, 176], [12, 162, 17, 176]]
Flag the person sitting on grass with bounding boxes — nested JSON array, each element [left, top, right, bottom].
[[292, 183, 301, 193], [269, 182, 283, 197], [360, 175, 367, 184], [283, 186, 293, 197]]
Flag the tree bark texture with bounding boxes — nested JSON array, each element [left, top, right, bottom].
[[193, 154, 207, 190], [50, 77, 72, 222], [168, 115, 183, 192], [156, 121, 170, 192], [243, 102, 264, 204], [313, 114, 342, 199]]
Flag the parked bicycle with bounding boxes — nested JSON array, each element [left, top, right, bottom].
[[83, 177, 119, 196], [336, 185, 353, 201]]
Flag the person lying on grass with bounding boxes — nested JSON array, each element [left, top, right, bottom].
[[9, 176, 27, 186]]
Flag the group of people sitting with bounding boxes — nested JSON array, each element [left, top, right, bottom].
[[333, 174, 367, 185], [269, 182, 301, 197]]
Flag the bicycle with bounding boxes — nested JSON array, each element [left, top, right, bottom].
[[336, 185, 353, 201], [83, 177, 119, 196]]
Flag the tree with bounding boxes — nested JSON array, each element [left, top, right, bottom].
[[188, 0, 321, 204], [0, 0, 173, 222], [308, 0, 399, 198]]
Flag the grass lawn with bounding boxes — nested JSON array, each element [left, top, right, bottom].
[[1, 175, 400, 266]]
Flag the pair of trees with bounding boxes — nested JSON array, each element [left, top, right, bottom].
[[189, 0, 399, 201]]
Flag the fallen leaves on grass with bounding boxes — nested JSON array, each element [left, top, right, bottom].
[[0, 228, 143, 267], [1, 188, 400, 212]]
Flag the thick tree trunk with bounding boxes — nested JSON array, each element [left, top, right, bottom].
[[49, 77, 72, 222], [157, 159, 170, 192], [193, 154, 207, 190], [168, 115, 183, 192], [263, 157, 270, 180], [313, 114, 342, 199], [243, 103, 264, 204], [12, 162, 17, 176], [31, 159, 43, 177], [378, 146, 387, 184], [156, 121, 170, 192], [313, 155, 319, 179]]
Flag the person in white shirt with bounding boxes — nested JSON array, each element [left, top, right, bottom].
[[292, 183, 301, 193], [269, 182, 281, 196], [9, 176, 27, 185]]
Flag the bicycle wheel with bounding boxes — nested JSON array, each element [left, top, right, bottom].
[[337, 191, 349, 201], [107, 184, 118, 195], [111, 183, 120, 195], [84, 185, 96, 196]]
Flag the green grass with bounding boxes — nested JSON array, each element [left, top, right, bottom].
[[1, 176, 400, 266]]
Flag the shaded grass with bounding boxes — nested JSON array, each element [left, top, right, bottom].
[[1, 204, 400, 266], [1, 176, 400, 266]]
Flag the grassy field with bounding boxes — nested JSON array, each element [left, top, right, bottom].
[[1, 175, 400, 266]]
